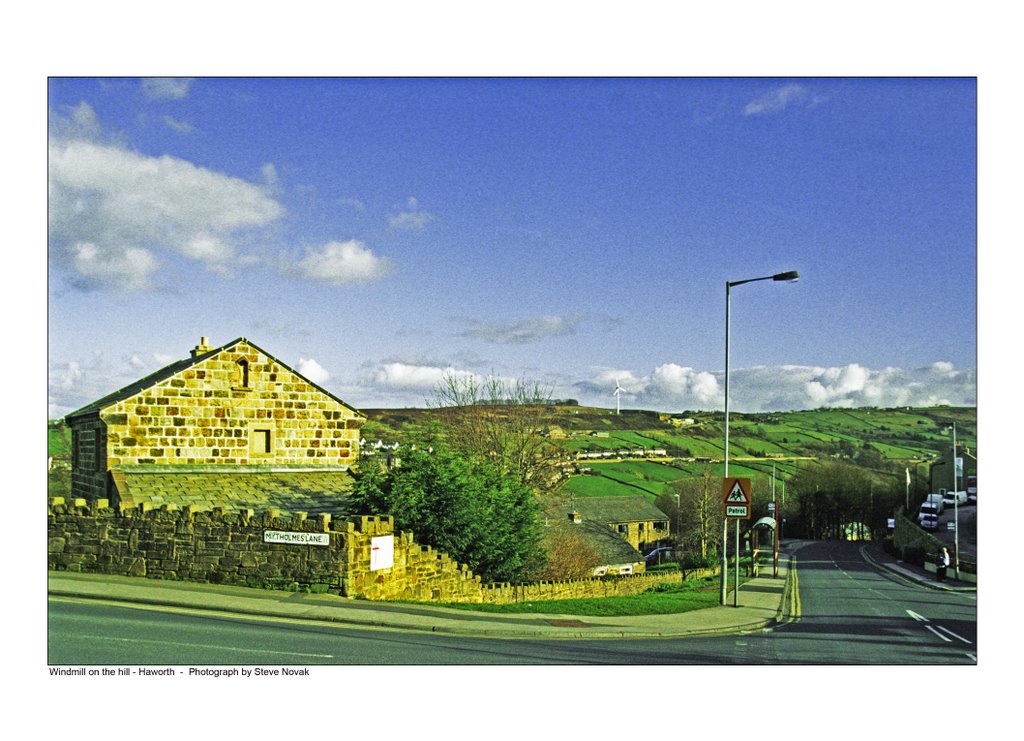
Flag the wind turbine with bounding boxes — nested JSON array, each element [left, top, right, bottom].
[[613, 379, 624, 415]]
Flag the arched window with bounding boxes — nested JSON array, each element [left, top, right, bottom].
[[237, 359, 250, 388]]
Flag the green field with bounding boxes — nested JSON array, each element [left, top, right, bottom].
[[49, 404, 976, 505]]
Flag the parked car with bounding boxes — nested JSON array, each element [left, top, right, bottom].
[[925, 493, 945, 514], [918, 502, 941, 530], [644, 547, 678, 564]]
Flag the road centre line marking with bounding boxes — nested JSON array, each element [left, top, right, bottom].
[[72, 633, 335, 659], [936, 625, 973, 644], [925, 625, 952, 642]]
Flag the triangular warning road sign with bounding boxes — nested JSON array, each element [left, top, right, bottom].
[[725, 480, 749, 504]]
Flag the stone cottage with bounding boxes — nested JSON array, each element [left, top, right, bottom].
[[64, 337, 365, 515], [568, 495, 671, 553]]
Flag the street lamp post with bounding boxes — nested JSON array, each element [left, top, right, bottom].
[[721, 270, 799, 606], [953, 423, 960, 579]]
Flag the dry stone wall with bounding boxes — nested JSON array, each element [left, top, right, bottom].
[[48, 497, 347, 590], [48, 498, 693, 604]]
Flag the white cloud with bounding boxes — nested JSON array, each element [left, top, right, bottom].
[[743, 83, 808, 116], [370, 362, 477, 391], [297, 240, 393, 285], [572, 362, 975, 413], [69, 241, 160, 291], [296, 357, 331, 386], [388, 196, 436, 231], [141, 78, 193, 100], [261, 163, 279, 188], [463, 315, 582, 344], [48, 136, 283, 289], [59, 361, 82, 391], [162, 115, 194, 134]]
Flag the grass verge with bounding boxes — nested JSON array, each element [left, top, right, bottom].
[[434, 575, 745, 617]]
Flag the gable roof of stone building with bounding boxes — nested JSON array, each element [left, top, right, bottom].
[[65, 336, 364, 421], [111, 464, 355, 516], [569, 495, 669, 525], [574, 519, 645, 565]]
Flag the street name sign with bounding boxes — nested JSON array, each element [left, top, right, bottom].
[[722, 477, 752, 519], [264, 530, 330, 546]]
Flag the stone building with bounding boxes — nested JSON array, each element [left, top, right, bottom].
[[567, 495, 671, 553], [65, 337, 365, 514]]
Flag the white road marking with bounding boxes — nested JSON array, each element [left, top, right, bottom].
[[73, 633, 335, 659], [906, 610, 929, 622], [925, 625, 952, 642], [965, 652, 977, 662], [936, 625, 973, 644]]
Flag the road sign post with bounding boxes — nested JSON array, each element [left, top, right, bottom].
[[723, 477, 752, 607]]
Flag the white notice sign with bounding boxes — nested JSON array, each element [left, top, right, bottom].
[[264, 530, 330, 546], [370, 535, 395, 571]]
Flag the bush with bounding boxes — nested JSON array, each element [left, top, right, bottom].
[[679, 552, 719, 570], [350, 443, 545, 583]]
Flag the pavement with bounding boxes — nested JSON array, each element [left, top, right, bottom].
[[47, 541, 974, 640]]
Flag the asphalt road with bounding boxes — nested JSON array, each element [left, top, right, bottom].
[[47, 540, 977, 665]]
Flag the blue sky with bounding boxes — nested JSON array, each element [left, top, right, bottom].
[[47, 77, 977, 416]]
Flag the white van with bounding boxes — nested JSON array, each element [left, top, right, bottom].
[[925, 493, 945, 514], [942, 490, 967, 507]]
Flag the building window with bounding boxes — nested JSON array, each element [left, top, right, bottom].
[[616, 523, 628, 535], [237, 359, 251, 389], [250, 428, 272, 456]]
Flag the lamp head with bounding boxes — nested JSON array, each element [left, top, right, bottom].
[[772, 270, 799, 282]]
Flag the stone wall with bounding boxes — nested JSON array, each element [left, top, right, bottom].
[[480, 569, 685, 604], [48, 498, 699, 604], [69, 417, 107, 502], [48, 497, 346, 591], [892, 510, 944, 564]]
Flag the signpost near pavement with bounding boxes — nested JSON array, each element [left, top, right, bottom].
[[722, 477, 751, 607]]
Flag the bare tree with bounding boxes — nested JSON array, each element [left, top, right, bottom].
[[539, 520, 600, 580], [666, 466, 722, 562], [430, 373, 566, 496]]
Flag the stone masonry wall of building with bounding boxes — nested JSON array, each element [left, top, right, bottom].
[[70, 417, 107, 502], [100, 341, 362, 469], [48, 498, 692, 603]]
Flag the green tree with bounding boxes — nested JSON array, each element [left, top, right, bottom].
[[350, 443, 545, 583]]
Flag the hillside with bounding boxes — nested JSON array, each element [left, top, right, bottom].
[[359, 404, 975, 461], [357, 404, 976, 503], [48, 405, 976, 503]]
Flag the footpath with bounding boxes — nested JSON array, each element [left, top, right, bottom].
[[47, 541, 974, 640]]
